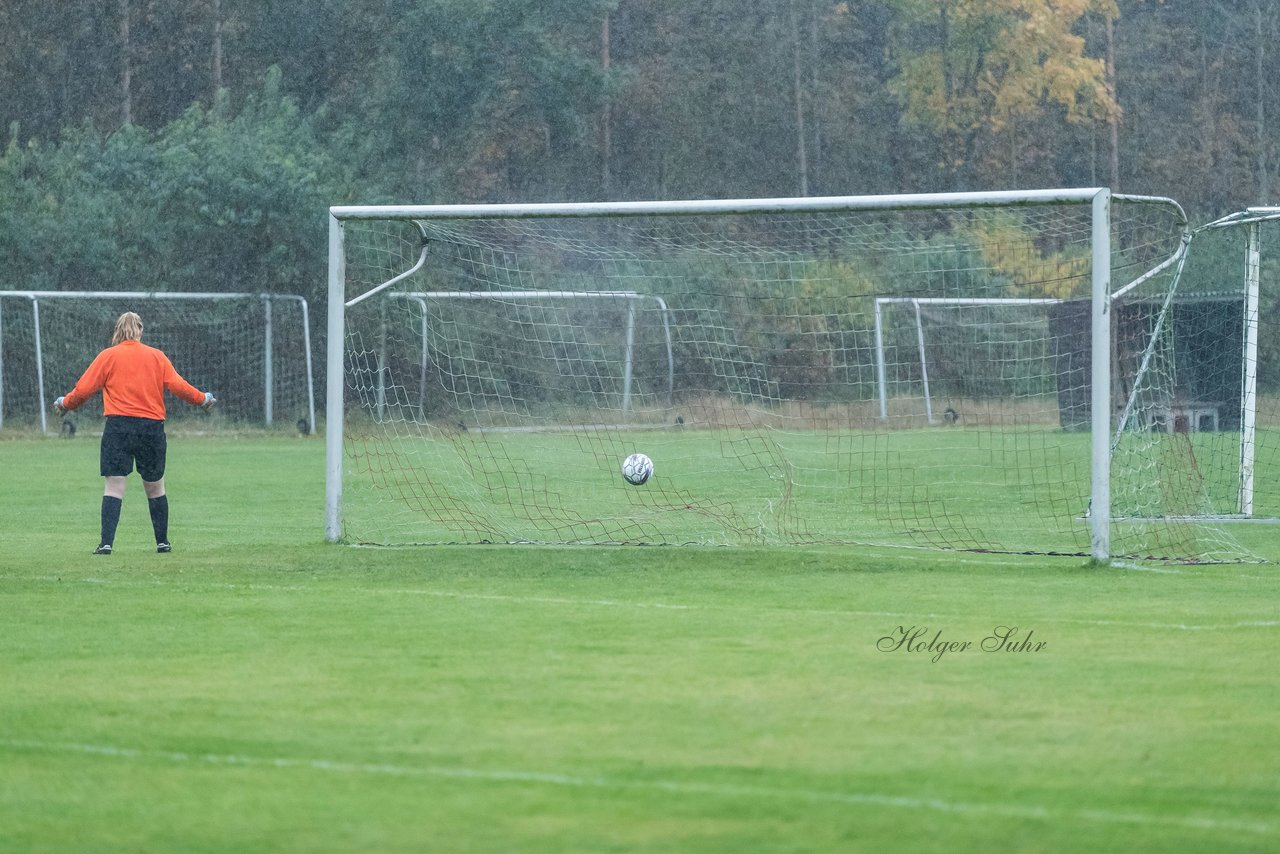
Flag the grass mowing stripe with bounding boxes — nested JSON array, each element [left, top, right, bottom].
[[3, 739, 1273, 838], [12, 573, 1279, 631]]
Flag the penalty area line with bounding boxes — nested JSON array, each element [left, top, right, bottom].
[[1, 738, 1272, 837]]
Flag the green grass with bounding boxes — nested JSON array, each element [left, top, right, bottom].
[[1, 435, 1278, 852]]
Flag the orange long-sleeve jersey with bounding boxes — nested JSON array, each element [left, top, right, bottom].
[[62, 340, 206, 421]]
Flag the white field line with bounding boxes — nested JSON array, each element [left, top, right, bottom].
[[349, 546, 1280, 580], [1, 738, 1272, 838], [1107, 561, 1186, 575], [14, 575, 1280, 632]]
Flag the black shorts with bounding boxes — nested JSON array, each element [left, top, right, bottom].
[[100, 416, 167, 481]]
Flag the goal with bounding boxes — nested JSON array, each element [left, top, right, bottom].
[[1108, 206, 1280, 527], [325, 189, 1258, 561], [0, 291, 317, 434]]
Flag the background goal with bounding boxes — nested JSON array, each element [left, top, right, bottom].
[[0, 291, 316, 434], [326, 190, 1263, 561]]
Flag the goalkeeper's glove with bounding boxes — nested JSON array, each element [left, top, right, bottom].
[[53, 396, 66, 415], [202, 392, 217, 411]]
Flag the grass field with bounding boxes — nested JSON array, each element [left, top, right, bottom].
[[1, 434, 1278, 852]]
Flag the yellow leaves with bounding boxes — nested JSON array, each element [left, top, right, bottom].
[[987, 0, 1118, 129], [892, 0, 1118, 136], [967, 214, 1090, 299]]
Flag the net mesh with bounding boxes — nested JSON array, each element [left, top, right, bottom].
[[1108, 216, 1280, 558], [336, 199, 1262, 560]]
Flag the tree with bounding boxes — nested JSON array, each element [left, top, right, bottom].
[[606, 0, 863, 199], [888, 0, 1118, 189], [0, 69, 360, 303], [1112, 0, 1269, 212], [1208, 0, 1280, 204], [0, 0, 1275, 224], [348, 0, 616, 201], [148, 68, 361, 297]]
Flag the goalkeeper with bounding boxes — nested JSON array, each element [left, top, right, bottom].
[[54, 312, 216, 555]]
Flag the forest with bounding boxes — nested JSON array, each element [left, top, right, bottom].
[[0, 0, 1275, 305]]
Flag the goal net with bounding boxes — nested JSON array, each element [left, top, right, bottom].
[[326, 190, 1258, 561], [1106, 208, 1280, 534], [0, 291, 317, 434]]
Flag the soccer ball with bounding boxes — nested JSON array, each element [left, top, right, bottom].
[[621, 453, 653, 486]]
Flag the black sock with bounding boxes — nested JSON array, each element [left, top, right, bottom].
[[101, 496, 122, 547], [148, 495, 169, 544]]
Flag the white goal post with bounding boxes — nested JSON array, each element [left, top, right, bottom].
[[368, 290, 674, 422], [326, 188, 1255, 561], [873, 296, 1067, 424], [0, 290, 317, 433]]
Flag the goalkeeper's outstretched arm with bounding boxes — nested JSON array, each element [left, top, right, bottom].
[[55, 349, 111, 414]]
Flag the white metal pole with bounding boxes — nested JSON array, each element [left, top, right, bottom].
[[653, 296, 674, 407], [1089, 191, 1112, 561], [9, 290, 268, 300], [913, 299, 934, 424], [263, 296, 274, 427], [297, 297, 317, 435], [0, 297, 5, 431], [32, 298, 47, 434], [330, 188, 1117, 222], [1240, 222, 1261, 516], [416, 297, 429, 422], [376, 305, 387, 422], [622, 300, 636, 412], [325, 213, 346, 542], [874, 298, 888, 420]]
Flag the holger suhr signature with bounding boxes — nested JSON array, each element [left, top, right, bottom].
[[877, 626, 1046, 663]]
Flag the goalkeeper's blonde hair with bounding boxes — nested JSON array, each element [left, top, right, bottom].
[[112, 312, 143, 346]]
